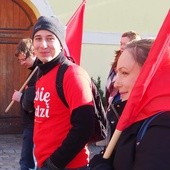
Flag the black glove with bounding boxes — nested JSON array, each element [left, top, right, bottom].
[[89, 153, 112, 170], [44, 158, 63, 170]]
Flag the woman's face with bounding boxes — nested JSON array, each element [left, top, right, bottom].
[[114, 49, 142, 101]]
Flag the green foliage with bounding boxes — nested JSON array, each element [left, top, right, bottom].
[[91, 76, 106, 106]]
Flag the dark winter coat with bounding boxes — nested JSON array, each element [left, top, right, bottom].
[[90, 111, 170, 170], [20, 59, 40, 128], [107, 100, 126, 138]]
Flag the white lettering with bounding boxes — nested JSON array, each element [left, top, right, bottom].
[[35, 87, 50, 118]]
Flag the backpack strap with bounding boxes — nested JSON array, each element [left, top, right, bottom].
[[136, 112, 163, 146], [56, 58, 73, 108]]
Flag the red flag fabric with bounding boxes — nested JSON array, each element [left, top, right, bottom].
[[117, 10, 170, 131], [65, 0, 86, 65]]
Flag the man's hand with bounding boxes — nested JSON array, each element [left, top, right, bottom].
[[12, 90, 22, 102]]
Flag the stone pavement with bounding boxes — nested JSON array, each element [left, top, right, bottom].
[[0, 134, 22, 170], [0, 134, 104, 170]]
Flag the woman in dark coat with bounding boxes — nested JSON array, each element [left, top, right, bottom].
[[90, 38, 170, 170]]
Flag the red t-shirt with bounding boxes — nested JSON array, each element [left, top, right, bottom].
[[34, 64, 93, 168]]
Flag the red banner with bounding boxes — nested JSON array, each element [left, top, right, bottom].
[[65, 0, 86, 65]]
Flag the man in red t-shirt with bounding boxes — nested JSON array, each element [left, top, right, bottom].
[[32, 16, 95, 170]]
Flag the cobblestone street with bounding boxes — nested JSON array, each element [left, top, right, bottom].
[[0, 134, 21, 170]]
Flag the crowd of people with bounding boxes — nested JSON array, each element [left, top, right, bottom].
[[11, 14, 170, 170]]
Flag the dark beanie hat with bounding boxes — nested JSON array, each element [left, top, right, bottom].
[[32, 16, 66, 48]]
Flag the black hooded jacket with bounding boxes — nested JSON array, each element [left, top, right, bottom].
[[20, 58, 41, 128]]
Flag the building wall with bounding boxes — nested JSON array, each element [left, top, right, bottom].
[[28, 0, 170, 90]]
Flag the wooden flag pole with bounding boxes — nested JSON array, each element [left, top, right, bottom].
[[103, 129, 122, 159], [5, 66, 38, 113]]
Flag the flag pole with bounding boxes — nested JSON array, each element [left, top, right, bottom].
[[103, 129, 122, 159], [5, 66, 39, 113]]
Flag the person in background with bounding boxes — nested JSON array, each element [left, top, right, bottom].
[[105, 31, 141, 109], [32, 16, 95, 170], [12, 38, 40, 170]]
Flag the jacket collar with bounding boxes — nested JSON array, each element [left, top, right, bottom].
[[38, 51, 66, 75]]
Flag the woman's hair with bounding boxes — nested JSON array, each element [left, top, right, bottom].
[[111, 50, 122, 69], [125, 38, 155, 66], [15, 38, 34, 58]]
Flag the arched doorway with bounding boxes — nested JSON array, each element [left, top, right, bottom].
[[0, 0, 37, 134]]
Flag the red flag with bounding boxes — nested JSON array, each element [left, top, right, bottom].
[[65, 0, 86, 65], [117, 10, 170, 131]]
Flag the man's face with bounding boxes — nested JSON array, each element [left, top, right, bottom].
[[17, 53, 35, 69], [33, 30, 62, 64], [120, 37, 131, 52]]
